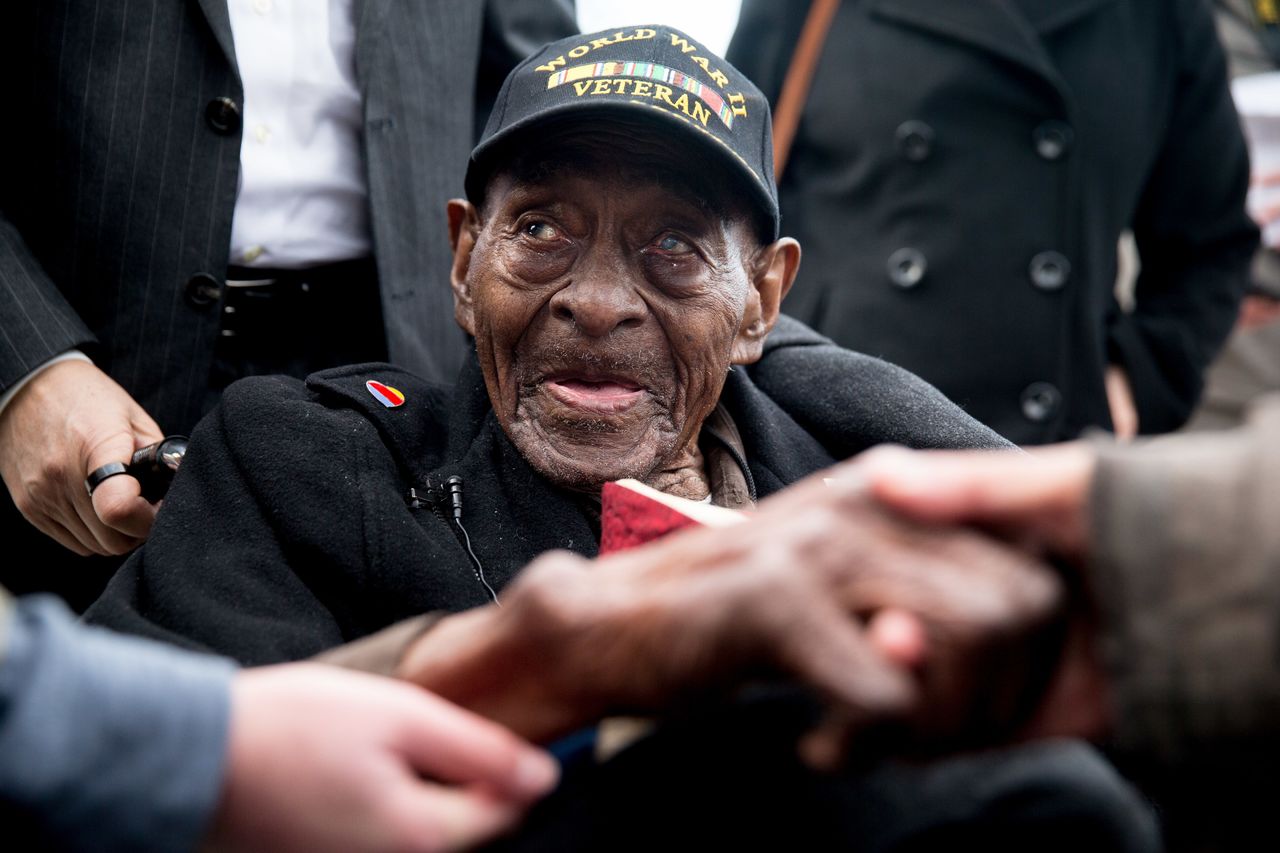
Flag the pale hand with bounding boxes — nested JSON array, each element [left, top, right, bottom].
[[0, 359, 163, 555], [206, 664, 558, 853]]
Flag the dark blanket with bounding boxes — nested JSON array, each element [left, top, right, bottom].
[[86, 317, 1008, 665]]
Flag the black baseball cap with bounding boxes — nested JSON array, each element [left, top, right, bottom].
[[465, 24, 779, 240]]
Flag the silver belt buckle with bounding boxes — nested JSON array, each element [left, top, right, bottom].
[[220, 278, 277, 337]]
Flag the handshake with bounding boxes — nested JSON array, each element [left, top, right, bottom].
[[396, 443, 1109, 761], [227, 426, 1256, 852]]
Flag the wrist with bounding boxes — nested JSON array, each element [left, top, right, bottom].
[[398, 602, 598, 743], [0, 351, 94, 426]]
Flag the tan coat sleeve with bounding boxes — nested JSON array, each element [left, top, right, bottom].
[[311, 613, 443, 677], [1090, 396, 1280, 761]]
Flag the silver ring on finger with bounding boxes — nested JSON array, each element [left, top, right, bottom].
[[85, 462, 132, 496]]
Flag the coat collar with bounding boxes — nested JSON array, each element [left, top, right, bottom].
[[869, 0, 1117, 104]]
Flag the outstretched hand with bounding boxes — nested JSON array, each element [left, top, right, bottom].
[[855, 443, 1098, 562]]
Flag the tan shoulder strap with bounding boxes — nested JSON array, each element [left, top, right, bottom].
[[772, 0, 841, 181]]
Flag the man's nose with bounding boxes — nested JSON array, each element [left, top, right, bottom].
[[549, 257, 648, 338]]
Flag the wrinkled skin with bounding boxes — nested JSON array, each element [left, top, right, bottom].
[[448, 120, 799, 497]]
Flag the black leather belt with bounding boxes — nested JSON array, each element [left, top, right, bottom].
[[220, 258, 378, 339]]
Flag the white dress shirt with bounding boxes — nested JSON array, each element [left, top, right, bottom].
[[226, 0, 372, 267]]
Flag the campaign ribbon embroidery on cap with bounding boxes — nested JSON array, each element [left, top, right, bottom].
[[366, 380, 405, 408]]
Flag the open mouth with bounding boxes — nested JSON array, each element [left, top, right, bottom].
[[542, 372, 647, 413]]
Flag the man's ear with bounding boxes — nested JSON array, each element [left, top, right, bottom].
[[448, 198, 481, 336], [731, 237, 801, 365]]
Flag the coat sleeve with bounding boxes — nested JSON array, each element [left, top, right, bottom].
[[0, 591, 233, 851], [1110, 0, 1258, 434], [0, 211, 95, 394], [0, 12, 95, 392], [85, 376, 396, 666], [1090, 395, 1280, 762]]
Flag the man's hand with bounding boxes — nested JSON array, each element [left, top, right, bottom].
[[856, 443, 1098, 561], [206, 664, 559, 853], [855, 444, 1112, 740], [0, 359, 163, 555], [399, 462, 1065, 759]]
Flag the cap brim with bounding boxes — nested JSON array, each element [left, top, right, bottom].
[[465, 99, 779, 241]]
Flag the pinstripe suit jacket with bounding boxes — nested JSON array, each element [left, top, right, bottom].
[[0, 0, 576, 434]]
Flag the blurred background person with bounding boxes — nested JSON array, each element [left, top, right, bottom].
[[1185, 0, 1280, 431], [728, 0, 1257, 445]]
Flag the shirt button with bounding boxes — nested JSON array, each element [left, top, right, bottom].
[[1020, 382, 1061, 423], [886, 248, 927, 289], [252, 0, 273, 14], [895, 120, 935, 163], [252, 124, 271, 144], [205, 97, 242, 136], [1033, 121, 1073, 161], [184, 273, 223, 309], [1029, 251, 1071, 291], [242, 245, 264, 263]]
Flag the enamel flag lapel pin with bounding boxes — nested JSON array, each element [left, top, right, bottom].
[[366, 380, 405, 408]]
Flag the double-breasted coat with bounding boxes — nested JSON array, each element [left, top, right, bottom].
[[729, 0, 1258, 442]]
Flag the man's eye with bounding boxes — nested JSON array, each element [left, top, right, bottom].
[[524, 221, 560, 241], [655, 234, 693, 253]]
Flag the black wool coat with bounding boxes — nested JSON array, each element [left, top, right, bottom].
[[86, 318, 1008, 665], [729, 0, 1258, 443]]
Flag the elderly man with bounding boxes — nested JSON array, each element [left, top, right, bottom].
[[81, 27, 1158, 851], [87, 24, 1007, 663]]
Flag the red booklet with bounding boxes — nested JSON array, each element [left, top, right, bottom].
[[600, 478, 748, 554]]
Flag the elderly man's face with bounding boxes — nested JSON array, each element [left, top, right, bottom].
[[448, 123, 798, 492]]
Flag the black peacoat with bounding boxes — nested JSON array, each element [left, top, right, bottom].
[[729, 0, 1259, 442]]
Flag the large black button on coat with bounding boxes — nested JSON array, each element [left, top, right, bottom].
[[184, 274, 223, 309], [204, 97, 242, 135], [1032, 121, 1073, 161], [896, 120, 934, 162], [1029, 251, 1071, 291], [1020, 382, 1061, 423], [887, 248, 927, 289]]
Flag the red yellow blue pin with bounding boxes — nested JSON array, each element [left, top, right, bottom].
[[366, 380, 406, 408]]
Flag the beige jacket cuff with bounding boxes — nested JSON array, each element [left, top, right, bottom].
[[312, 613, 444, 677]]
